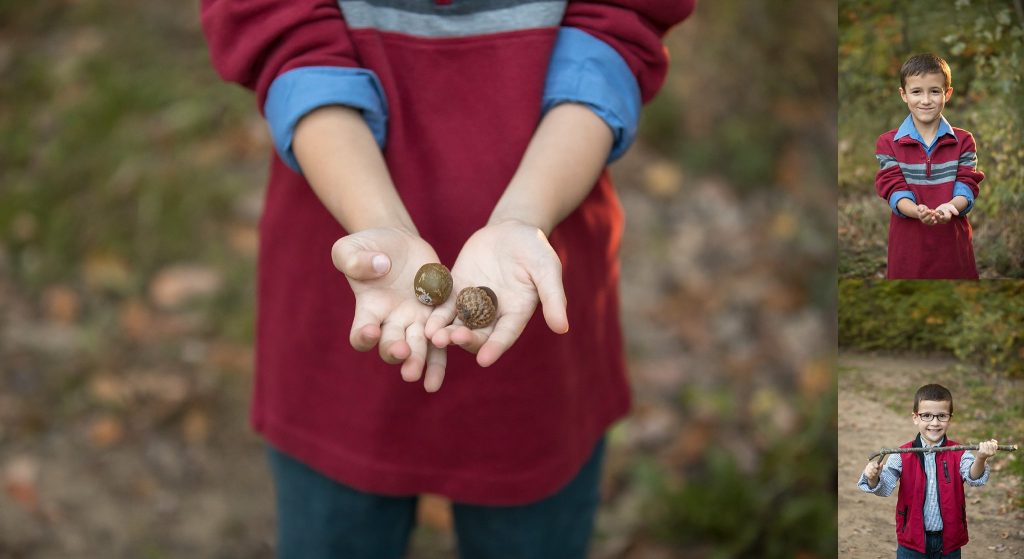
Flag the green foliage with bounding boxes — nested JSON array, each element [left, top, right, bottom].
[[949, 282, 1024, 377], [838, 280, 959, 351], [646, 386, 838, 559], [840, 281, 1024, 377], [839, 0, 1024, 277], [0, 1, 259, 292], [644, 1, 836, 194], [0, 1, 261, 344]]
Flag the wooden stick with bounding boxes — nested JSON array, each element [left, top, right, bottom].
[[868, 444, 1018, 464]]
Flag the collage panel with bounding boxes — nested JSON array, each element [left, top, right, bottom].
[[839, 1, 1024, 279], [838, 280, 1024, 557]]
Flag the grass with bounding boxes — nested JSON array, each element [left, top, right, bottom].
[[1, 1, 264, 344]]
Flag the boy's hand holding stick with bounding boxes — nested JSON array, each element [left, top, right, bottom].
[[867, 442, 1018, 465]]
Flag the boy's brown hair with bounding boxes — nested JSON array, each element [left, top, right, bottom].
[[900, 53, 952, 90], [913, 383, 954, 415]]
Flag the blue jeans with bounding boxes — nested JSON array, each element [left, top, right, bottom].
[[267, 438, 606, 559], [896, 532, 962, 559]]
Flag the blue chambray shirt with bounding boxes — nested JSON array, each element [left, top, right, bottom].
[[857, 436, 990, 531]]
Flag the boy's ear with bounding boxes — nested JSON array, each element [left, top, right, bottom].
[[944, 87, 954, 101], [899, 87, 907, 101]]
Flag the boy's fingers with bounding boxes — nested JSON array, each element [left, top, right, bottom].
[[332, 238, 391, 280], [532, 265, 569, 334], [380, 318, 412, 364], [400, 322, 428, 382], [476, 312, 531, 367], [422, 346, 447, 393], [349, 306, 384, 351], [425, 301, 458, 340], [448, 325, 487, 353]]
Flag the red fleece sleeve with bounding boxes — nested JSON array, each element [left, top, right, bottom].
[[875, 134, 910, 202], [200, 0, 363, 110], [560, 0, 697, 103], [955, 132, 984, 199]]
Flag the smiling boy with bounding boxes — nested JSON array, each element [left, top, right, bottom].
[[874, 53, 985, 279], [858, 384, 998, 558]]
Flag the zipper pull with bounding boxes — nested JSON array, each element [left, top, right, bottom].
[[943, 460, 950, 483]]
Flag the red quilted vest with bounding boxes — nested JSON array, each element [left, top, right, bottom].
[[894, 436, 968, 554]]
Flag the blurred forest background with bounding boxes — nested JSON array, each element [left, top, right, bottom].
[[838, 0, 1024, 278], [838, 280, 1023, 556], [0, 1, 837, 558]]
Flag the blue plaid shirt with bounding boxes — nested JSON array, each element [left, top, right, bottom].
[[858, 438, 990, 531]]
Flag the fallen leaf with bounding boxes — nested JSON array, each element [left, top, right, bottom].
[[149, 264, 223, 309], [89, 373, 127, 406], [83, 253, 133, 292], [87, 415, 125, 448], [228, 224, 259, 257], [3, 455, 39, 511], [42, 285, 80, 324], [118, 298, 156, 341], [643, 160, 683, 198], [182, 408, 210, 445]]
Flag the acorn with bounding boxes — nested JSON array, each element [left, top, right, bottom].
[[414, 263, 452, 306], [456, 286, 498, 329]]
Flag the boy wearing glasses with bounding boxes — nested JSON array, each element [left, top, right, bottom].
[[858, 384, 998, 558]]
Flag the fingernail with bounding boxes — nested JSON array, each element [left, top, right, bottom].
[[371, 254, 390, 274]]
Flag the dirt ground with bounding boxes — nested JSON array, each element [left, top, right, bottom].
[[838, 352, 1024, 558]]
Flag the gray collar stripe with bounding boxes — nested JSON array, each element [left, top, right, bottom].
[[340, 1, 565, 37], [342, 0, 557, 15], [903, 176, 959, 185], [900, 169, 958, 180], [898, 160, 959, 171]]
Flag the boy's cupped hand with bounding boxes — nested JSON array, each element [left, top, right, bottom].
[[424, 219, 569, 368], [332, 228, 449, 392], [916, 204, 940, 225], [934, 202, 958, 223], [916, 203, 957, 225]]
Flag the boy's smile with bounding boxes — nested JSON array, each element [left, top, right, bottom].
[[900, 72, 952, 130], [913, 399, 952, 445]]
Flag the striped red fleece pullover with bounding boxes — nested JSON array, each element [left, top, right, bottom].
[[875, 127, 984, 279], [201, 0, 694, 505]]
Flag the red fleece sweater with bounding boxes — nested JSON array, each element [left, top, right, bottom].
[[875, 127, 984, 279], [201, 0, 694, 505]]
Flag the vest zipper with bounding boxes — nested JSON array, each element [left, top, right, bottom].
[[943, 460, 950, 483], [933, 455, 943, 538]]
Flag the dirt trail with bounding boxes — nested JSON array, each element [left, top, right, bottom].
[[838, 353, 1023, 558]]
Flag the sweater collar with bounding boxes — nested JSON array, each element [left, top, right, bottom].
[[894, 114, 954, 146]]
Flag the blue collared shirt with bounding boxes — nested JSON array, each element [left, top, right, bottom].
[[857, 436, 990, 531], [887, 114, 976, 217], [264, 28, 641, 173]]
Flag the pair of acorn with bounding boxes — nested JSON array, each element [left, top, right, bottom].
[[414, 263, 497, 329]]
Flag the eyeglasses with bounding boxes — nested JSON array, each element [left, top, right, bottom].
[[917, 413, 951, 422]]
